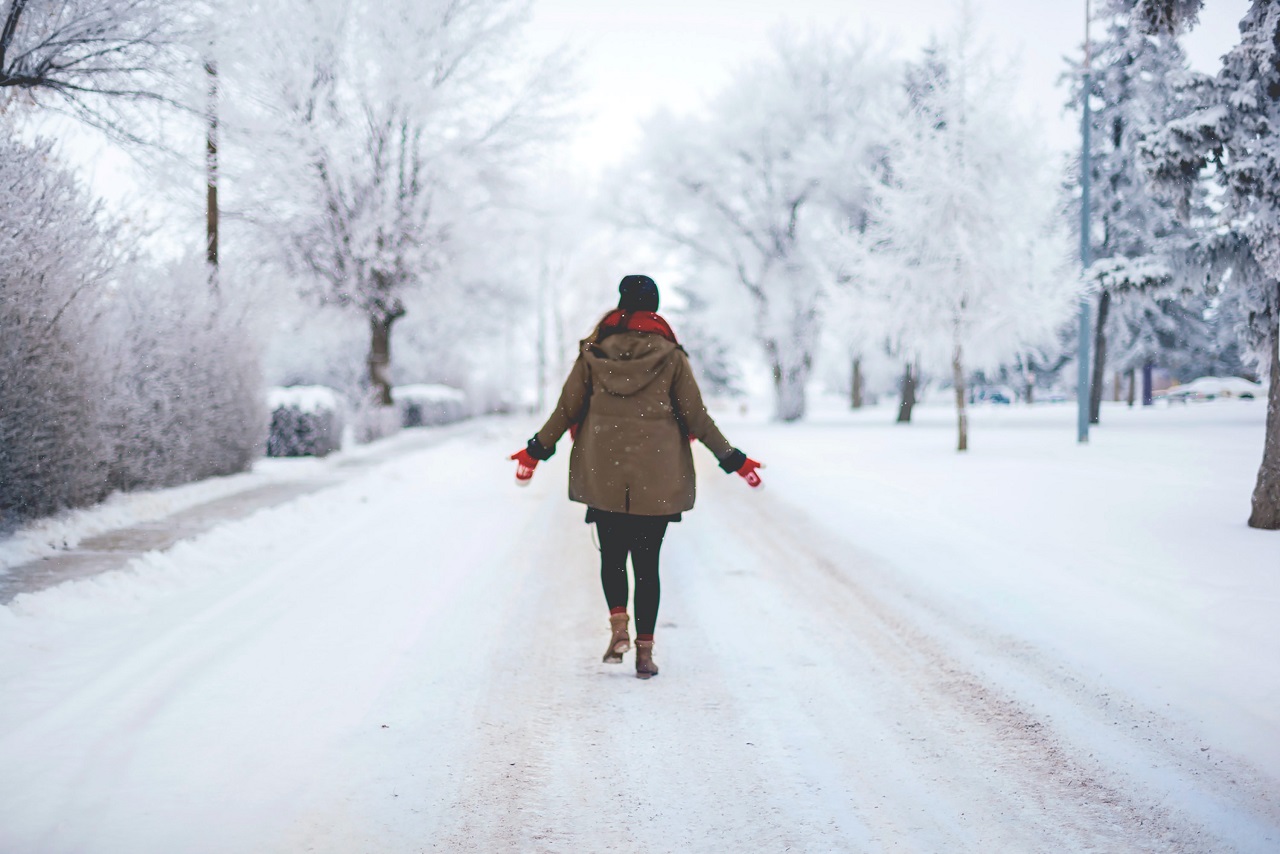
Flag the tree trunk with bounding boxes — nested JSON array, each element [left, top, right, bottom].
[[952, 345, 968, 452], [897, 362, 917, 423], [1089, 291, 1110, 424], [851, 358, 863, 409], [205, 58, 219, 292], [1248, 319, 1280, 530], [770, 352, 810, 422], [1127, 368, 1136, 407], [1113, 371, 1122, 402], [368, 312, 402, 407], [1142, 362, 1154, 406]]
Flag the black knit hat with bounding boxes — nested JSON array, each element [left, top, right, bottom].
[[618, 274, 659, 312]]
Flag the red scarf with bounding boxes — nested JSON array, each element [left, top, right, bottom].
[[599, 310, 678, 344]]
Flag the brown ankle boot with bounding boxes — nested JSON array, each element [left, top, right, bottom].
[[634, 639, 659, 679], [602, 613, 630, 663]]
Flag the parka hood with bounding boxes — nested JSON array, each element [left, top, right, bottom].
[[581, 331, 678, 397]]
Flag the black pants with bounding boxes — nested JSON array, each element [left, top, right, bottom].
[[595, 513, 670, 637]]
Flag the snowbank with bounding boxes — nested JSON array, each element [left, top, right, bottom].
[[266, 385, 344, 415]]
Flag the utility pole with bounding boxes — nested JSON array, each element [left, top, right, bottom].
[[1077, 0, 1093, 444]]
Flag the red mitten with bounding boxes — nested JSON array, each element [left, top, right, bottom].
[[737, 458, 764, 488], [510, 449, 538, 485]]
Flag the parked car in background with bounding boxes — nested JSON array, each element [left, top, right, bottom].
[[1159, 376, 1264, 403], [970, 385, 1014, 405]]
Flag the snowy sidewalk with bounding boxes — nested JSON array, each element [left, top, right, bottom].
[[0, 421, 479, 604], [0, 405, 1276, 852]]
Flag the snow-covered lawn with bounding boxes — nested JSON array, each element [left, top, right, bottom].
[[739, 397, 1280, 771], [0, 402, 1275, 852]]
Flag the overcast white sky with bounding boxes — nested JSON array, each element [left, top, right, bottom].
[[525, 0, 1252, 173]]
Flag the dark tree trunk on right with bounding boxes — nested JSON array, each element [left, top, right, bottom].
[[1249, 320, 1280, 530], [851, 358, 863, 410], [897, 362, 917, 423]]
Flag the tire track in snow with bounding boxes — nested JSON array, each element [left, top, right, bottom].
[[693, 460, 1277, 851]]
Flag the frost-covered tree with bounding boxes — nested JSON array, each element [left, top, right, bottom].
[[0, 0, 187, 140], [247, 0, 563, 409], [1133, 0, 1203, 33], [619, 31, 895, 421], [1142, 0, 1280, 529], [857, 25, 1077, 451], [1067, 0, 1205, 424]]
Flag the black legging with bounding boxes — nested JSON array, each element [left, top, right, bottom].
[[596, 513, 670, 637]]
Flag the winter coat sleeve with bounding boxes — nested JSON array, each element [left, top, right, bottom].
[[531, 353, 590, 459], [670, 349, 742, 469]]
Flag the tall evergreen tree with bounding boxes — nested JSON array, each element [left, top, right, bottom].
[[1142, 1, 1280, 529], [1068, 0, 1204, 423]]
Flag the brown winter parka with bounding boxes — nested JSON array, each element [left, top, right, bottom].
[[531, 330, 742, 517]]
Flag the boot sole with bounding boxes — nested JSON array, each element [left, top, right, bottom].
[[635, 671, 657, 680]]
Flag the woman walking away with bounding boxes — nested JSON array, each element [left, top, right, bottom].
[[510, 274, 763, 679]]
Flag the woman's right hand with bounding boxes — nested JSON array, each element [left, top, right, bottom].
[[510, 449, 539, 485], [737, 458, 764, 488]]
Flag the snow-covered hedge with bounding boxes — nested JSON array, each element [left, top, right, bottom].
[[396, 384, 469, 427], [266, 387, 345, 457], [0, 138, 113, 526], [102, 261, 265, 491], [0, 135, 263, 530]]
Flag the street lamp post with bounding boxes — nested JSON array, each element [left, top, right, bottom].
[[1077, 0, 1093, 444]]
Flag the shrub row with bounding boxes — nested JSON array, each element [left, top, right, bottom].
[[0, 136, 263, 530]]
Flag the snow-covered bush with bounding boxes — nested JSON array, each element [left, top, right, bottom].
[[100, 259, 265, 490], [266, 387, 345, 457], [396, 384, 468, 427], [0, 135, 114, 528], [0, 134, 264, 529]]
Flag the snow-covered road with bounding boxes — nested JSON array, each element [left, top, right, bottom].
[[1, 409, 1276, 852]]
